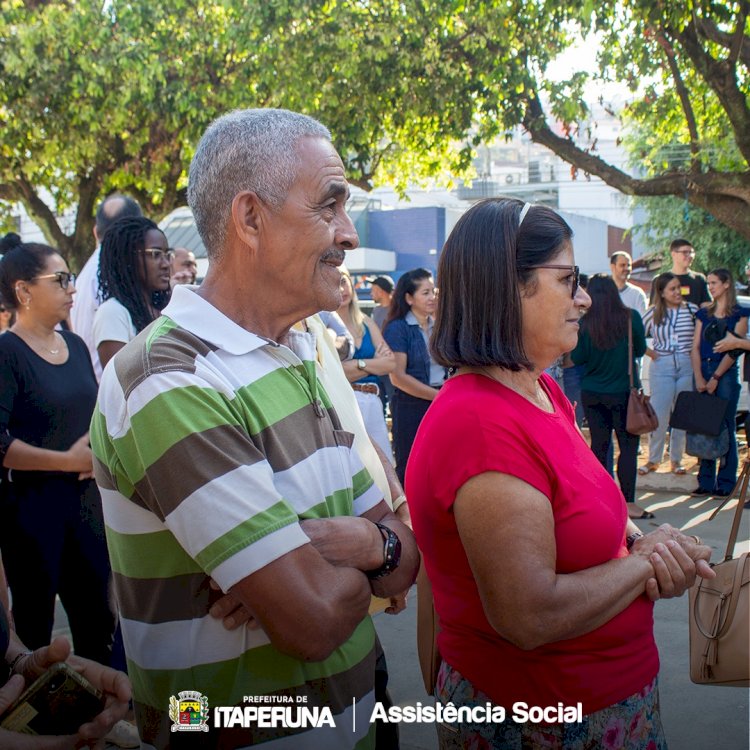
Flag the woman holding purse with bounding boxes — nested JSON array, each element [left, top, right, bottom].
[[690, 268, 749, 497]]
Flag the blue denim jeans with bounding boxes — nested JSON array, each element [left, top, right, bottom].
[[648, 352, 693, 465], [697, 360, 741, 493]]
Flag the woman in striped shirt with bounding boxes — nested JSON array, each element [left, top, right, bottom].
[[639, 273, 698, 475]]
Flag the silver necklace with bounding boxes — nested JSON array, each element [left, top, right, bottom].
[[17, 328, 62, 355]]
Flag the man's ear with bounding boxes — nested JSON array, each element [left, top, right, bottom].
[[231, 191, 263, 248]]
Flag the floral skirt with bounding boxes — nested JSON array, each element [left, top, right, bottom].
[[435, 660, 667, 750]]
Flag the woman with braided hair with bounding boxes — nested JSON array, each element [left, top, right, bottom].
[[94, 216, 172, 369]]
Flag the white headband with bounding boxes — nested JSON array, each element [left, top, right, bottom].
[[519, 202, 532, 226]]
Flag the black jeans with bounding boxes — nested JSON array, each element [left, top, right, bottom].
[[0, 478, 114, 664], [582, 390, 639, 503]]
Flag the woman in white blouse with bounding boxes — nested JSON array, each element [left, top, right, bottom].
[[639, 273, 698, 475], [94, 216, 172, 369]]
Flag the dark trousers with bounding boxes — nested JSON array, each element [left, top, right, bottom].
[[562, 365, 585, 427], [698, 361, 741, 494], [374, 637, 399, 749], [582, 390, 639, 503], [0, 477, 114, 664], [391, 390, 431, 485]]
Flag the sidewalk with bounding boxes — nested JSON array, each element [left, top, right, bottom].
[[374, 480, 750, 750], [50, 448, 748, 750]]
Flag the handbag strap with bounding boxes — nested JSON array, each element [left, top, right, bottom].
[[693, 553, 748, 639], [709, 458, 750, 560], [627, 315, 634, 389]]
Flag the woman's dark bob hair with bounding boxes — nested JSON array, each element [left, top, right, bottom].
[[431, 198, 573, 371]]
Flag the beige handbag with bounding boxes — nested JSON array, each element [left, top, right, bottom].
[[689, 460, 749, 686]]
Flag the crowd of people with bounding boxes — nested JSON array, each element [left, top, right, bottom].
[[0, 105, 743, 749]]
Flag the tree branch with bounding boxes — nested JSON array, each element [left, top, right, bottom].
[[728, 0, 749, 66], [693, 12, 750, 68], [668, 18, 750, 164], [521, 93, 750, 238], [655, 30, 701, 169], [69, 168, 102, 270], [14, 177, 68, 251], [0, 183, 19, 202]]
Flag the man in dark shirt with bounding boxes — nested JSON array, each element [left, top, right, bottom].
[[369, 275, 394, 330], [664, 238, 711, 306]]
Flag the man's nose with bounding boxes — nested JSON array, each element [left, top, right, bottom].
[[336, 212, 359, 251]]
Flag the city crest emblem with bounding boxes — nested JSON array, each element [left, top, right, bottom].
[[169, 690, 210, 732]]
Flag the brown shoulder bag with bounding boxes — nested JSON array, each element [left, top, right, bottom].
[[625, 320, 658, 435]]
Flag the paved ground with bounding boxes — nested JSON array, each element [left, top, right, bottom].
[[51, 449, 749, 750], [373, 455, 750, 750]]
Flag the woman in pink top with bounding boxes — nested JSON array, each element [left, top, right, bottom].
[[406, 199, 714, 749]]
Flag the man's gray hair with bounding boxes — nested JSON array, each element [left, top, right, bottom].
[[187, 109, 331, 259]]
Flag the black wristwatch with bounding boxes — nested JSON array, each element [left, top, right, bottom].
[[365, 523, 402, 580]]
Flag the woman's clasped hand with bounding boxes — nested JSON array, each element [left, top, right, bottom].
[[629, 524, 714, 601]]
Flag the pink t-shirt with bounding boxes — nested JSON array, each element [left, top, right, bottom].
[[406, 373, 658, 715]]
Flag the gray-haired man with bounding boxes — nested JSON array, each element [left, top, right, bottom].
[[91, 109, 419, 749]]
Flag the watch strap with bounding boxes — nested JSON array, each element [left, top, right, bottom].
[[365, 522, 401, 580]]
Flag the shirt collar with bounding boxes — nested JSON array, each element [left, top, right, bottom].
[[161, 285, 270, 355], [405, 310, 434, 328]]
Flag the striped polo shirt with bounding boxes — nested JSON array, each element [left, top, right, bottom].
[[642, 302, 698, 354], [90, 286, 380, 750]]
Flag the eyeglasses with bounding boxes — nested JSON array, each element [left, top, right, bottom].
[[672, 249, 695, 256], [33, 271, 76, 289], [142, 248, 175, 262], [531, 265, 580, 298]]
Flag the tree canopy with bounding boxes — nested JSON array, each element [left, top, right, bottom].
[[1, 0, 748, 268]]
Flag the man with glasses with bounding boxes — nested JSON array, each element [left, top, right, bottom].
[[665, 238, 710, 306]]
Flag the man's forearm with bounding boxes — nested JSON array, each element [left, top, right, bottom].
[[367, 516, 420, 599], [300, 514, 420, 598]]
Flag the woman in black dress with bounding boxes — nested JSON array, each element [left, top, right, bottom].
[[0, 233, 114, 664]]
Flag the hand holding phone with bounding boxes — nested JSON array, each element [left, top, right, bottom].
[[0, 663, 104, 736], [0, 635, 131, 747]]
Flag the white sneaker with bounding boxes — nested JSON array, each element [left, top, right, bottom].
[[104, 719, 140, 748]]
